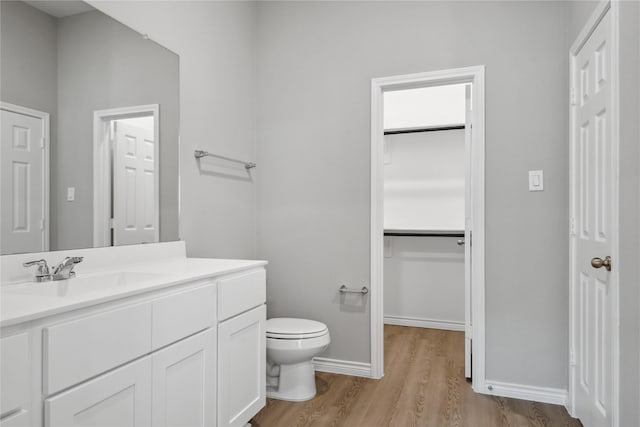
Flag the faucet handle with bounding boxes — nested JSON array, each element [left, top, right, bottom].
[[23, 258, 46, 267], [23, 259, 50, 273], [23, 259, 51, 281]]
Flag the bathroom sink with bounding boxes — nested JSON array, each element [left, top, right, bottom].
[[5, 272, 167, 298]]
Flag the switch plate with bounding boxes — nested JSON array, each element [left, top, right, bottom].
[[67, 187, 75, 201], [528, 170, 544, 191]]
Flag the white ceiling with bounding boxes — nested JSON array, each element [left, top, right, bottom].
[[22, 1, 94, 18]]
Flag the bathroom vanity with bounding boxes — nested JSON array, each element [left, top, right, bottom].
[[0, 242, 266, 427]]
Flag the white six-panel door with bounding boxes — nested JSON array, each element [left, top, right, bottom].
[[113, 120, 158, 246], [0, 106, 48, 254], [571, 6, 616, 427]]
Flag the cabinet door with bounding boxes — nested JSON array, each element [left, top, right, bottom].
[[152, 328, 216, 427], [1, 333, 30, 426], [45, 357, 151, 427], [218, 305, 266, 427]]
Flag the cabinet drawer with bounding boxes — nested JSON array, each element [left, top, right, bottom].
[[44, 302, 151, 395], [218, 269, 266, 321], [152, 282, 216, 350], [1, 333, 29, 420]]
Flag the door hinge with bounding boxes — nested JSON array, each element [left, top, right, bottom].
[[40, 219, 45, 231], [40, 137, 46, 149], [570, 217, 576, 236], [570, 87, 577, 106], [570, 348, 576, 366], [109, 218, 115, 229]]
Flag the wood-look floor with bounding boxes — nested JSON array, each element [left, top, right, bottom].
[[252, 325, 581, 427]]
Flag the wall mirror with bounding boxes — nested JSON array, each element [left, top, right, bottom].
[[1, 0, 180, 255]]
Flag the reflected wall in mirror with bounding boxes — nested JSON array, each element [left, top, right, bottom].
[[0, 0, 180, 255]]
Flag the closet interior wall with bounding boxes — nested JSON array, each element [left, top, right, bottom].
[[383, 127, 465, 330]]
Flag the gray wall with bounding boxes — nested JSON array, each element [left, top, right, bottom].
[[255, 1, 571, 388], [568, 1, 600, 42], [0, 1, 57, 116], [89, 1, 258, 259], [56, 10, 179, 249]]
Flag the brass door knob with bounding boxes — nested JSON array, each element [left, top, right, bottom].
[[591, 256, 612, 271]]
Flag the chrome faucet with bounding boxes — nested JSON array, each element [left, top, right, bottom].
[[23, 256, 84, 282], [52, 257, 84, 280]]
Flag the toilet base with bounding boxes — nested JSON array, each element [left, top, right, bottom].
[[266, 360, 317, 402]]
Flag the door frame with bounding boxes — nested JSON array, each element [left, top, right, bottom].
[[568, 0, 620, 422], [1, 101, 50, 252], [93, 104, 160, 247], [370, 66, 486, 391]]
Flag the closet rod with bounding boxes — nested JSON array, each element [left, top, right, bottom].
[[384, 125, 465, 135], [384, 231, 464, 238]]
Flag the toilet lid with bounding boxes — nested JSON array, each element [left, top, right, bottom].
[[266, 318, 328, 339]]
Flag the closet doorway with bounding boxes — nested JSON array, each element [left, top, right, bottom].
[[370, 67, 486, 392]]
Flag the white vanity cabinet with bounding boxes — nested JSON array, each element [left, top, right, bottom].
[[0, 262, 266, 427], [217, 269, 266, 427]]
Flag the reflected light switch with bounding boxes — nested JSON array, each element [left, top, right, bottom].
[[528, 170, 543, 192], [67, 187, 75, 201]]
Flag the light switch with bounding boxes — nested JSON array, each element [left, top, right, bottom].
[[528, 170, 544, 192], [67, 187, 75, 201]]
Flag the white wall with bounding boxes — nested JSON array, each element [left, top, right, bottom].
[[384, 236, 464, 327], [384, 130, 465, 231], [383, 128, 465, 326], [256, 1, 570, 389], [88, 0, 258, 259]]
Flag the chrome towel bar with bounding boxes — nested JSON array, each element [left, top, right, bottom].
[[339, 285, 369, 295], [194, 150, 256, 170]]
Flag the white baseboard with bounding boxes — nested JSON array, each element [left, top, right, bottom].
[[313, 357, 372, 378], [481, 380, 567, 406], [384, 315, 465, 332]]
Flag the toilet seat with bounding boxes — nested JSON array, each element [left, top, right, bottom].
[[267, 318, 328, 339]]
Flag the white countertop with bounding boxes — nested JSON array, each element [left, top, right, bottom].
[[1, 258, 267, 328]]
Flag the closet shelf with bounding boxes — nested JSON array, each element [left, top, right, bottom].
[[384, 229, 464, 237]]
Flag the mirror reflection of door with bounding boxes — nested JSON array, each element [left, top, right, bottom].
[[0, 104, 49, 255], [112, 116, 158, 246], [93, 106, 159, 247]]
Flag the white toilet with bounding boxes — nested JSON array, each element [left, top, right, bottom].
[[266, 317, 330, 401]]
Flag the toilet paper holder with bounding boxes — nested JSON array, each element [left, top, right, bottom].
[[339, 285, 369, 295]]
